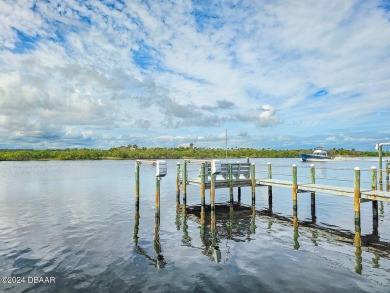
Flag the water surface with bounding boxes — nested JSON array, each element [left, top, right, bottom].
[[0, 159, 389, 292]]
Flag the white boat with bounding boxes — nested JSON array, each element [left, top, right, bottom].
[[300, 147, 332, 162]]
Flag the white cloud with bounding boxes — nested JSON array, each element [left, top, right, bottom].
[[0, 0, 389, 150]]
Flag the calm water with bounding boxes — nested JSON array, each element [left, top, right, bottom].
[[0, 158, 389, 292]]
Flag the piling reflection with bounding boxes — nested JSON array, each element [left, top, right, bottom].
[[354, 231, 362, 275], [293, 216, 300, 250], [135, 199, 390, 271], [251, 202, 256, 234], [182, 200, 192, 246], [133, 208, 166, 269]]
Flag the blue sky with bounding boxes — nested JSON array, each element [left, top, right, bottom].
[[0, 0, 389, 150]]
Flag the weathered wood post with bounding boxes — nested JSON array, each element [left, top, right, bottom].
[[386, 160, 389, 191], [292, 164, 298, 249], [292, 164, 298, 218], [155, 176, 161, 217], [310, 164, 316, 223], [379, 145, 383, 185], [200, 163, 206, 208], [268, 162, 272, 210], [229, 164, 233, 204], [135, 161, 140, 208], [371, 166, 378, 236], [251, 163, 256, 205], [238, 187, 241, 203], [354, 167, 361, 248], [182, 160, 187, 204], [176, 163, 180, 206], [210, 172, 216, 210]]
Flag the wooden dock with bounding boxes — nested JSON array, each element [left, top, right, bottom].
[[185, 178, 390, 202]]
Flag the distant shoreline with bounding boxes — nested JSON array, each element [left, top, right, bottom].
[[0, 147, 388, 161]]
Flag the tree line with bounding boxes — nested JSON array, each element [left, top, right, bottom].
[[0, 146, 386, 161]]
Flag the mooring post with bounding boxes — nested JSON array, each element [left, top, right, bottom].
[[268, 162, 272, 210], [292, 164, 298, 218], [310, 164, 316, 223], [238, 187, 241, 203], [200, 163, 206, 207], [210, 172, 216, 210], [379, 144, 383, 185], [135, 161, 140, 208], [371, 166, 378, 236], [156, 176, 161, 217], [387, 160, 390, 192], [292, 164, 298, 248], [229, 164, 233, 204], [251, 163, 256, 205], [176, 163, 181, 206], [182, 160, 187, 203], [354, 167, 361, 248]]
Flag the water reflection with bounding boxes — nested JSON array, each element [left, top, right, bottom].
[[133, 207, 166, 269], [135, 200, 390, 273], [354, 231, 362, 275]]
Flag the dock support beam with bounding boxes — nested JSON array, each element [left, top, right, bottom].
[[310, 164, 316, 223], [354, 167, 361, 248], [292, 164, 299, 250], [229, 164, 233, 204], [210, 172, 216, 210], [176, 163, 180, 207], [200, 163, 206, 208], [371, 166, 378, 236], [292, 164, 298, 218], [379, 145, 383, 185], [251, 163, 256, 205], [156, 177, 161, 217], [386, 160, 389, 191], [182, 160, 187, 204], [135, 161, 140, 208], [268, 162, 272, 211]]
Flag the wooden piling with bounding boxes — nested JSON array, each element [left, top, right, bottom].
[[176, 163, 180, 206], [156, 177, 161, 217], [238, 187, 241, 203], [292, 164, 298, 217], [371, 166, 378, 236], [200, 163, 206, 207], [229, 164, 233, 203], [251, 163, 256, 205], [135, 161, 140, 208], [210, 173, 216, 210], [310, 164, 316, 223], [379, 145, 383, 184], [386, 159, 389, 191], [354, 167, 361, 247], [268, 162, 272, 210], [292, 164, 299, 250], [182, 160, 187, 203]]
